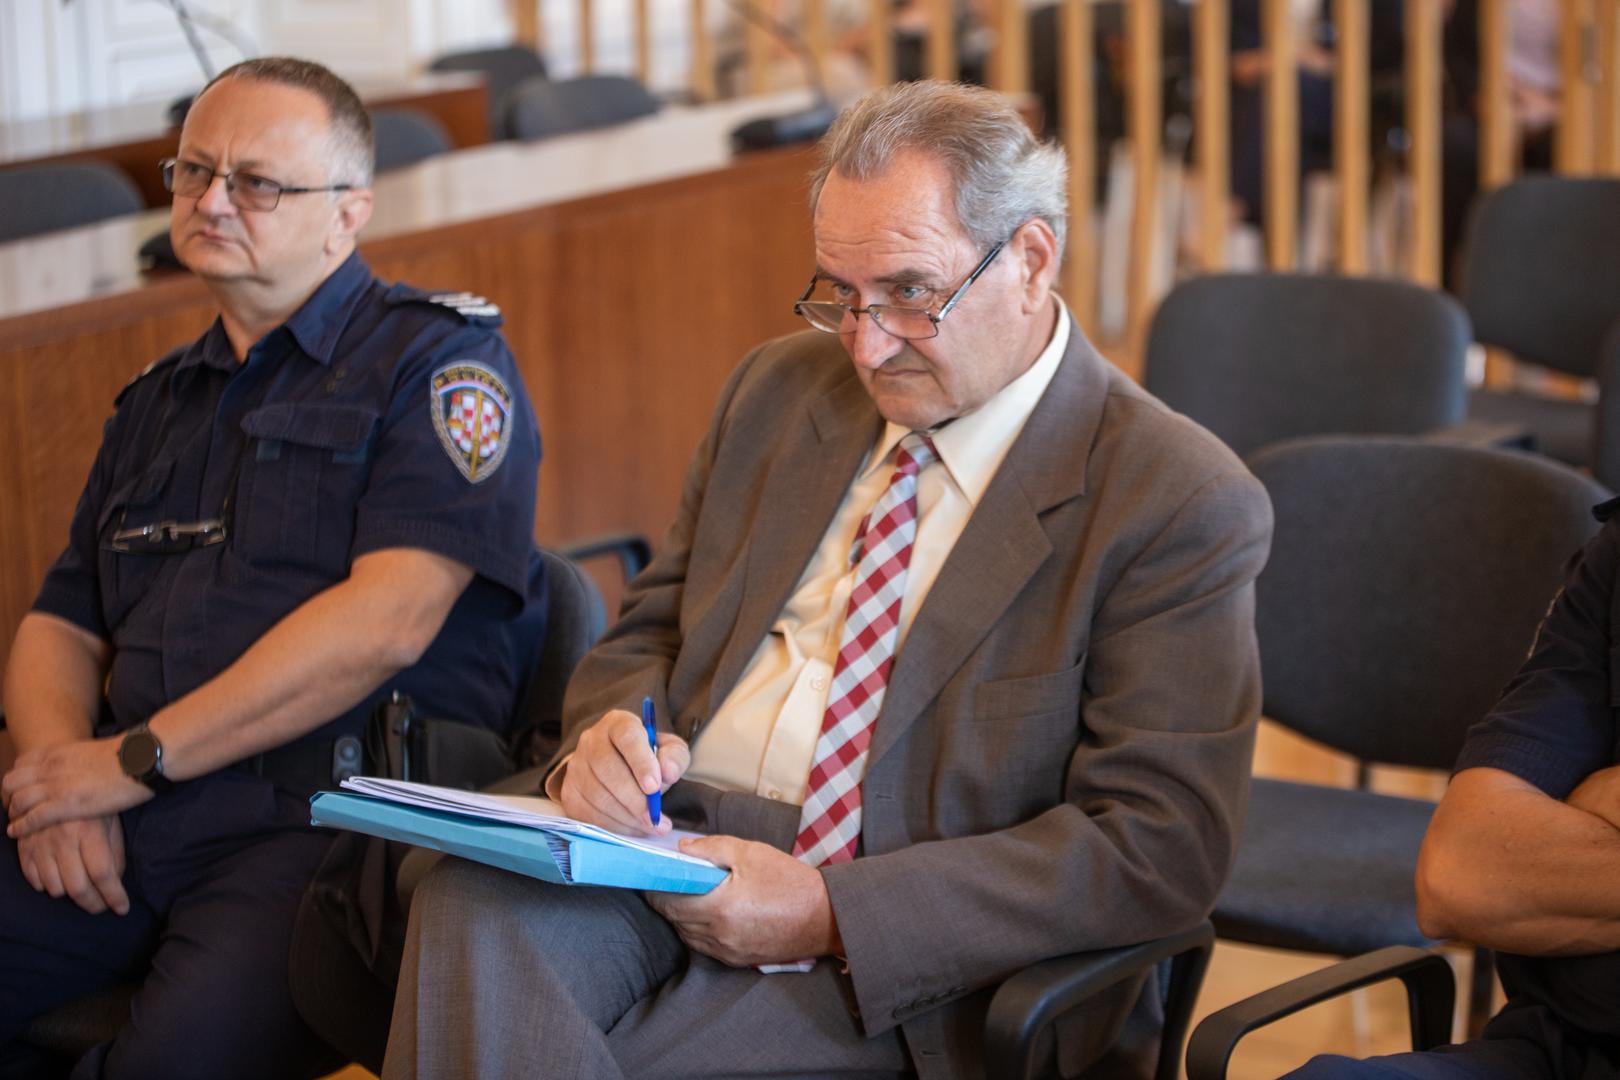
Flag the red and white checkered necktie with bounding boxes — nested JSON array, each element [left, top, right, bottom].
[[792, 432, 937, 868]]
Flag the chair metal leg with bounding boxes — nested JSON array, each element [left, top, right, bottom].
[[1465, 946, 1496, 1039]]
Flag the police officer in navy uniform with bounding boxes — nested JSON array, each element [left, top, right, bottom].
[[0, 57, 545, 1079]]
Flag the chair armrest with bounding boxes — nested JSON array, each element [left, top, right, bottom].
[[558, 531, 653, 582], [1420, 419, 1537, 451], [984, 920, 1214, 1080], [1184, 945, 1455, 1080]]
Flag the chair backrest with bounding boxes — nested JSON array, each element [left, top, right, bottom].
[[1251, 435, 1608, 769], [428, 45, 548, 139], [506, 74, 660, 142], [0, 162, 144, 244], [1461, 175, 1620, 378], [510, 547, 609, 768], [370, 107, 452, 174], [1144, 273, 1471, 461]]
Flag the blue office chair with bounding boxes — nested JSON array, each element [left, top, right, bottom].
[[1461, 176, 1620, 486], [370, 108, 452, 174], [1213, 436, 1607, 1035], [428, 45, 548, 140], [0, 162, 143, 244], [505, 74, 660, 141], [1144, 273, 1472, 461]]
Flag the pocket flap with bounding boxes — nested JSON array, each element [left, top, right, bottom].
[[972, 657, 1086, 721], [241, 403, 379, 453]]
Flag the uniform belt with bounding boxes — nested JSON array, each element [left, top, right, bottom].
[[240, 736, 363, 791]]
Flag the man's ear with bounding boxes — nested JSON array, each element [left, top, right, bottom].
[[327, 189, 373, 254], [1012, 217, 1060, 315]]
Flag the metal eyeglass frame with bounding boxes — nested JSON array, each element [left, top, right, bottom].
[[793, 239, 1007, 341], [159, 157, 355, 212]]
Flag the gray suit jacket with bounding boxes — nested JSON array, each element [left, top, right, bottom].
[[556, 322, 1273, 1078]]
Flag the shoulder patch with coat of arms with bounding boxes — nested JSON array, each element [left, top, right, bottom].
[[430, 361, 515, 483]]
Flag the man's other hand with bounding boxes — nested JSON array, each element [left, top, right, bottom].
[[16, 815, 130, 915], [1568, 764, 1620, 831], [557, 709, 689, 836], [646, 836, 841, 967], [3, 737, 151, 839]]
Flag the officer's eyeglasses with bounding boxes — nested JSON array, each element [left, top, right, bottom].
[[107, 515, 227, 554], [793, 240, 1006, 342], [159, 157, 355, 212]]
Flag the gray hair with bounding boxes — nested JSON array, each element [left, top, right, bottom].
[[809, 80, 1068, 257], [197, 57, 375, 188]]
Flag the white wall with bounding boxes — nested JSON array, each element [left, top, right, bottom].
[[0, 0, 708, 124]]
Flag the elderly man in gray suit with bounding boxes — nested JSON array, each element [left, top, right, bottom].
[[382, 80, 1273, 1080]]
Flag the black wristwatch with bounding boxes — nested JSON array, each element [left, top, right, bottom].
[[118, 724, 175, 794]]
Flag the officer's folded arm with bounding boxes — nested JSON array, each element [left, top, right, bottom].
[[1, 546, 472, 837], [1415, 764, 1620, 955]]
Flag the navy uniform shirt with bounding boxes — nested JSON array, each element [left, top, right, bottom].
[[1452, 498, 1620, 1055], [32, 252, 546, 792]]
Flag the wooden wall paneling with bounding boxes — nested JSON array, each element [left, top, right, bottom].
[[927, 0, 957, 82], [1263, 0, 1299, 269], [1335, 0, 1370, 273], [747, 1, 773, 94], [636, 0, 654, 85], [995, 0, 1031, 93], [1060, 0, 1098, 330], [1196, 0, 1231, 271], [579, 0, 597, 74], [1479, 0, 1516, 187], [868, 0, 895, 85], [1600, 0, 1620, 172], [1478, 0, 1516, 387], [1126, 0, 1161, 351], [1559, 0, 1597, 172], [510, 0, 543, 53], [1407, 0, 1443, 285], [805, 0, 831, 89], [691, 0, 718, 100]]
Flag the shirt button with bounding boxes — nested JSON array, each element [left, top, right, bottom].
[[811, 676, 828, 692], [768, 789, 782, 800]]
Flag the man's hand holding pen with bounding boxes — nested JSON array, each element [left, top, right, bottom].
[[557, 706, 688, 837]]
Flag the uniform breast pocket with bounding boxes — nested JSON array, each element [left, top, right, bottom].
[[96, 458, 178, 627], [234, 403, 379, 573]]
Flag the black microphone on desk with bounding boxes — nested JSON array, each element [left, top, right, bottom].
[[724, 0, 840, 152]]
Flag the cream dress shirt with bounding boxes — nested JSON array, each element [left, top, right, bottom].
[[683, 303, 1072, 806]]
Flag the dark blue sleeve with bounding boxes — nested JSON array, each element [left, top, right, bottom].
[[30, 410, 124, 641], [350, 326, 540, 604], [1452, 520, 1620, 798]]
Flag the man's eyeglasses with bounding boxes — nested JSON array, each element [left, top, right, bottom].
[[159, 157, 355, 212], [107, 516, 227, 554], [794, 240, 1006, 341]]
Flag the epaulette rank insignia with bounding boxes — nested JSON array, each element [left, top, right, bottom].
[[427, 292, 503, 325]]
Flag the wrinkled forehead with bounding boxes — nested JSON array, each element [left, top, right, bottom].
[[179, 77, 334, 173], [812, 155, 975, 275]]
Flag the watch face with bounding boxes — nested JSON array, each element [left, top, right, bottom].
[[119, 730, 161, 779]]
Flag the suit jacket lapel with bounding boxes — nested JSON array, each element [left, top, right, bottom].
[[868, 322, 1113, 765], [708, 371, 883, 709]]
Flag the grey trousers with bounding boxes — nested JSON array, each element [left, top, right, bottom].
[[381, 857, 913, 1079]]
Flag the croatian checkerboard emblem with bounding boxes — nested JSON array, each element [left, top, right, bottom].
[[430, 362, 513, 483]]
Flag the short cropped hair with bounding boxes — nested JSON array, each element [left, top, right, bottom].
[[809, 80, 1068, 258], [197, 57, 375, 187]]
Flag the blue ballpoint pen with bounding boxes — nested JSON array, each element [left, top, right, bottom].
[[641, 696, 662, 826]]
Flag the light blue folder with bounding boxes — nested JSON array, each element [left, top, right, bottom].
[[309, 791, 727, 894]]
